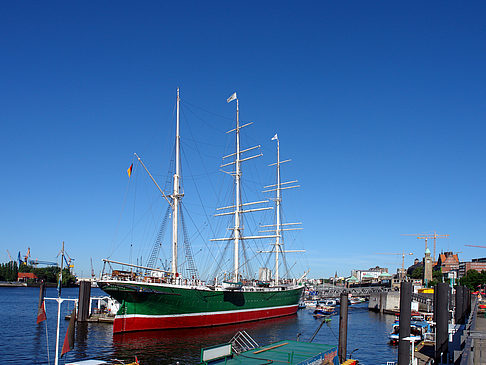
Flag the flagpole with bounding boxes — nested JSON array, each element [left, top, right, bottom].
[[54, 241, 64, 365]]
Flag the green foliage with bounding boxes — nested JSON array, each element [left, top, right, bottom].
[[0, 261, 18, 281], [460, 269, 486, 290], [0, 262, 76, 286], [411, 266, 424, 279], [61, 268, 76, 286], [433, 268, 443, 281]]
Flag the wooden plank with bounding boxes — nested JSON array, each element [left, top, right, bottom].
[[253, 342, 289, 354]]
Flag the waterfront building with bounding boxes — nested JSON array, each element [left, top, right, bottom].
[[458, 257, 486, 278], [436, 251, 460, 274], [17, 272, 38, 282], [351, 266, 389, 283]]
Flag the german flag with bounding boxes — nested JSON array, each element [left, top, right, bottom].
[[127, 163, 133, 178]]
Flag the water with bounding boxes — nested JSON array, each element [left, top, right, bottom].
[[0, 287, 398, 364]]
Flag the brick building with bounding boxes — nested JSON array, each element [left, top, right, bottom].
[[458, 257, 486, 278], [17, 272, 38, 282], [437, 251, 459, 274]]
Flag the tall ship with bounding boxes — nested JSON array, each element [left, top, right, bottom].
[[98, 90, 304, 333]]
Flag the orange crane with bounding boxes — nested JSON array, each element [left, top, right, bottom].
[[402, 232, 449, 262], [5, 250, 13, 262], [376, 251, 413, 281], [465, 244, 486, 248], [24, 247, 31, 264]]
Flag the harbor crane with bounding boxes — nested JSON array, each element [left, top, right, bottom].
[[402, 232, 449, 262], [29, 259, 58, 266], [376, 251, 413, 281], [57, 247, 75, 272], [465, 244, 486, 248]]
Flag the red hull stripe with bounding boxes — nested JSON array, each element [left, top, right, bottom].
[[113, 304, 298, 333]]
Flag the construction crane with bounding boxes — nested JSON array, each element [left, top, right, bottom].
[[90, 258, 95, 278], [376, 251, 413, 281], [5, 250, 13, 262], [465, 244, 486, 248], [402, 232, 449, 262]]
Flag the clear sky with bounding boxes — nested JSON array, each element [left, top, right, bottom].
[[1, 1, 485, 279]]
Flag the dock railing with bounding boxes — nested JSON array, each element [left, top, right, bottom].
[[229, 330, 259, 354]]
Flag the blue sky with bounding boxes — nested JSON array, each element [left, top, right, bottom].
[[1, 1, 485, 279]]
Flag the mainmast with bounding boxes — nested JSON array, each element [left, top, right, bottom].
[[275, 137, 281, 283], [212, 92, 275, 283], [234, 97, 241, 281], [171, 88, 182, 277]]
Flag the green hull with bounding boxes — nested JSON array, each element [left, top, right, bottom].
[[98, 281, 303, 332]]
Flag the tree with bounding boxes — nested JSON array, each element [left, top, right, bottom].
[[460, 269, 486, 290], [411, 266, 424, 279]]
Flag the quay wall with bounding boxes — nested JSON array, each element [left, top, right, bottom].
[[368, 292, 400, 314]]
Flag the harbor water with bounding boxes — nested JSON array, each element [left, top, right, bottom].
[[0, 287, 398, 364]]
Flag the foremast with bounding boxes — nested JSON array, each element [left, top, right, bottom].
[[211, 92, 276, 283]]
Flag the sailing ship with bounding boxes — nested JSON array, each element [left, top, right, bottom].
[[98, 90, 304, 333]]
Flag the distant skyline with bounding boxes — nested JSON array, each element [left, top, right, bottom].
[[1, 2, 485, 278]]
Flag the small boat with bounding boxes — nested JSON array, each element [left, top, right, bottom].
[[320, 299, 337, 307], [388, 318, 431, 345], [298, 302, 306, 309], [303, 300, 318, 308], [313, 305, 337, 317]]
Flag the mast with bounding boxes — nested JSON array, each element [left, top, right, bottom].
[[172, 88, 181, 277], [260, 136, 304, 285], [275, 137, 281, 283], [212, 92, 275, 284], [54, 241, 65, 365], [234, 98, 241, 282]]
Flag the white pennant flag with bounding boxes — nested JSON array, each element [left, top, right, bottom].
[[227, 92, 237, 103], [271, 133, 278, 141]]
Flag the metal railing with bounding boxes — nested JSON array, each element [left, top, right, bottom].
[[229, 331, 259, 354]]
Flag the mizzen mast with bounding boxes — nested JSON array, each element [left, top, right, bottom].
[[261, 135, 304, 285]]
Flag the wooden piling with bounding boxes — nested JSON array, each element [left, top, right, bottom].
[[338, 292, 349, 364], [398, 281, 411, 365], [434, 282, 449, 362], [78, 280, 91, 322]]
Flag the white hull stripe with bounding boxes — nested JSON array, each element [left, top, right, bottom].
[[116, 304, 298, 320]]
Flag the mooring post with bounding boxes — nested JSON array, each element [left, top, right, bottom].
[[338, 291, 349, 363], [435, 282, 449, 362], [454, 285, 464, 324], [398, 281, 411, 365], [78, 280, 91, 322]]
